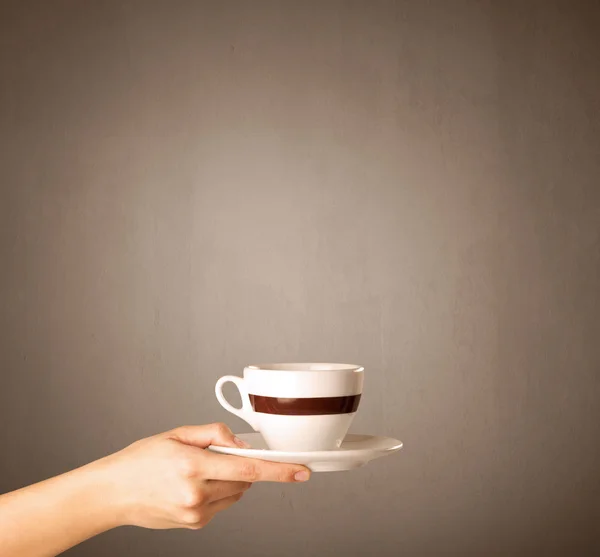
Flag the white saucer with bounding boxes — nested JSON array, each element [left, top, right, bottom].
[[207, 433, 403, 472]]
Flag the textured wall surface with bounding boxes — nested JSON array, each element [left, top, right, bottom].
[[1, 1, 599, 556]]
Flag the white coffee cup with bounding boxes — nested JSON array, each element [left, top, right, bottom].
[[215, 363, 364, 452]]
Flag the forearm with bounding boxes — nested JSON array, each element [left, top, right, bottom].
[[0, 458, 123, 557]]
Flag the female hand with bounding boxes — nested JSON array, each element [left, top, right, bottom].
[[97, 422, 311, 530], [1, 422, 310, 556]]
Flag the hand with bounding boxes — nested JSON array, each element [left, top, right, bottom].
[[97, 423, 311, 530], [0, 424, 310, 557]]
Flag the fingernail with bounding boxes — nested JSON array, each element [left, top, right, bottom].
[[294, 470, 310, 482], [233, 436, 251, 448]]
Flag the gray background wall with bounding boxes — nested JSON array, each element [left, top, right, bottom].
[[1, 1, 599, 556]]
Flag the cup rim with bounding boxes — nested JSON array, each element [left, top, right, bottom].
[[245, 362, 364, 373]]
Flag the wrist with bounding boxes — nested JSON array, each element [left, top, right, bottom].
[[74, 454, 131, 531]]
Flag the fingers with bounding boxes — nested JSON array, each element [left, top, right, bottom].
[[201, 451, 311, 483], [167, 423, 249, 450], [203, 480, 251, 503], [185, 493, 246, 530], [209, 492, 246, 514]]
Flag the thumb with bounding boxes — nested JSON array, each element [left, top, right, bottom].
[[167, 423, 250, 449]]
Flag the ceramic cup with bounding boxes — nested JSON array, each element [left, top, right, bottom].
[[215, 363, 364, 452]]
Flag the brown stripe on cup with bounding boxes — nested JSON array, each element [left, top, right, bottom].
[[249, 394, 361, 416]]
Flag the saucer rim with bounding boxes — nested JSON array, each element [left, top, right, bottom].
[[208, 432, 403, 458]]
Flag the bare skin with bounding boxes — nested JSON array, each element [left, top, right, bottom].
[[0, 423, 310, 557]]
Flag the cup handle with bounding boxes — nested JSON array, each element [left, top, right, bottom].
[[215, 375, 259, 431]]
